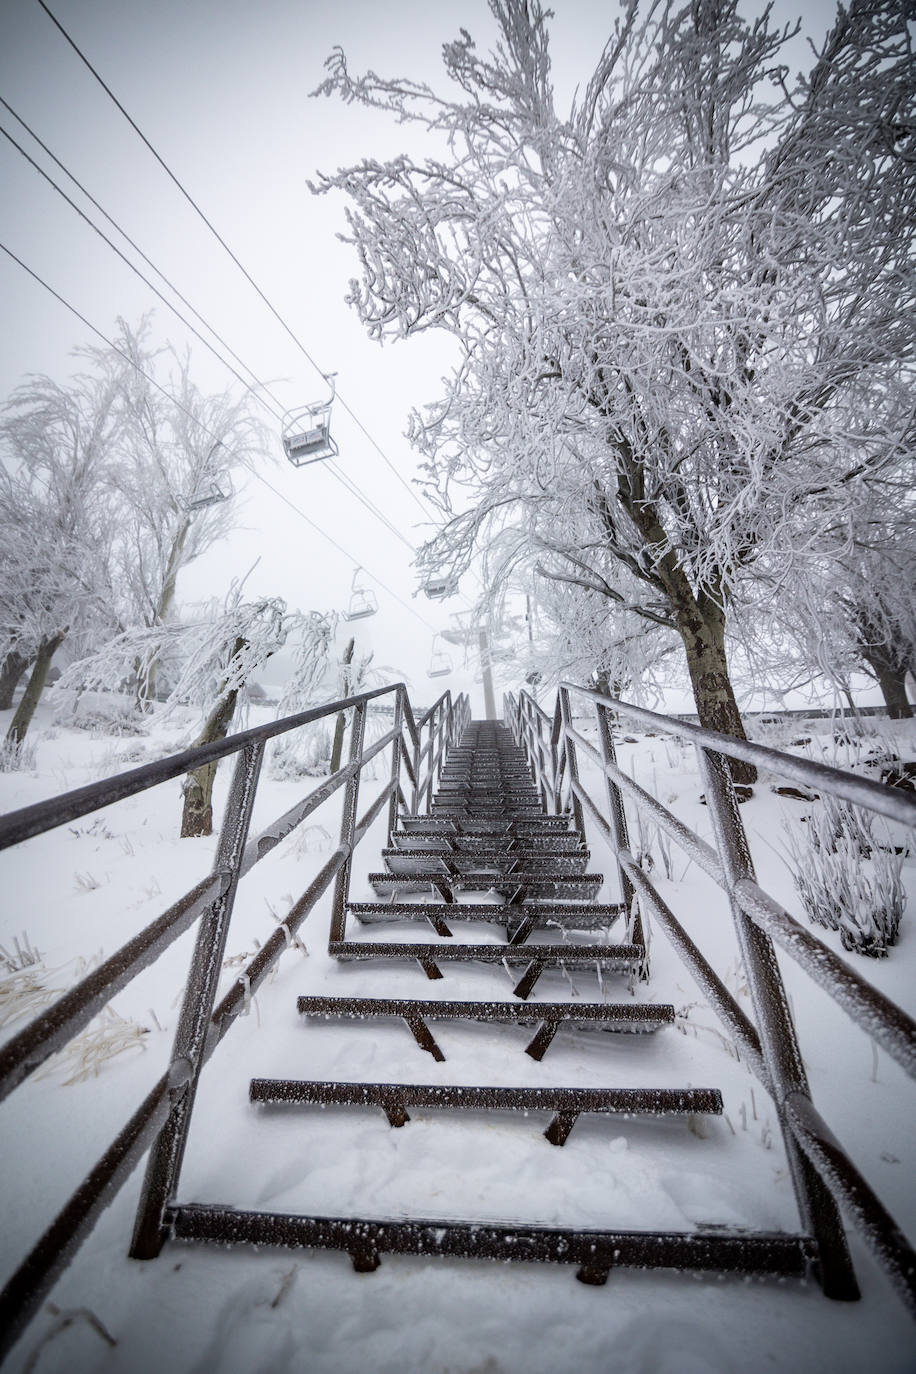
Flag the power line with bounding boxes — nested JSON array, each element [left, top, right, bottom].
[[0, 104, 416, 552], [0, 240, 439, 634], [34, 0, 441, 529], [0, 122, 279, 415]]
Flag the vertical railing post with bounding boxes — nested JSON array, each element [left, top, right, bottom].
[[697, 743, 858, 1300], [329, 701, 368, 944], [410, 709, 422, 816], [387, 690, 405, 840], [549, 696, 563, 814], [595, 701, 646, 973], [557, 687, 585, 835], [525, 697, 548, 813], [417, 712, 432, 816], [130, 738, 265, 1259]]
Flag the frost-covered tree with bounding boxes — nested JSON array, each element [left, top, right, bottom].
[[0, 363, 122, 741], [747, 450, 916, 717], [313, 0, 915, 781], [99, 319, 266, 707], [529, 567, 679, 702], [61, 594, 338, 835]]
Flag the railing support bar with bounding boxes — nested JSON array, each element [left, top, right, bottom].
[[129, 737, 265, 1260], [388, 690, 405, 839], [696, 744, 858, 1300], [558, 688, 584, 835], [329, 701, 367, 944], [595, 703, 645, 971]]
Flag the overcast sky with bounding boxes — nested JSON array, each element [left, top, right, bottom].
[[0, 0, 842, 713]]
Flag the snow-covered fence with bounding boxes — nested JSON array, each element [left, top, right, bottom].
[[506, 685, 916, 1316], [0, 681, 469, 1359]]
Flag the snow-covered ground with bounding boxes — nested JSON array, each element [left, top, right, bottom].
[[0, 694, 914, 1374]]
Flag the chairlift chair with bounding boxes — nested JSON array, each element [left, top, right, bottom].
[[440, 613, 470, 645], [343, 567, 378, 622], [423, 574, 459, 601], [282, 375, 338, 467], [426, 635, 452, 679], [184, 445, 232, 511]]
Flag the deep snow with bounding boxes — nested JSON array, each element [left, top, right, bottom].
[[0, 694, 914, 1374]]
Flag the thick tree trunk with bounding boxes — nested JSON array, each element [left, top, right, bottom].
[[6, 633, 66, 744], [674, 601, 757, 785], [0, 649, 30, 710], [873, 665, 913, 720], [180, 637, 245, 838]]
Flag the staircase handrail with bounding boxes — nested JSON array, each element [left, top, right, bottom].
[[506, 683, 916, 1315], [0, 680, 470, 1356]]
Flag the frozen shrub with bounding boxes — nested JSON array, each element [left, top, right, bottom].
[[67, 706, 146, 737], [0, 735, 38, 772], [269, 723, 332, 780], [783, 796, 906, 957]]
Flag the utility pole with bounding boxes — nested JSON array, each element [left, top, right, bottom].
[[478, 626, 497, 719]]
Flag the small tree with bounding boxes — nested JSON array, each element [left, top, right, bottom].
[[0, 363, 122, 742], [99, 319, 266, 707], [62, 595, 338, 835]]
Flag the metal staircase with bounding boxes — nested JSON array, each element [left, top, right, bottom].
[[4, 682, 914, 1361], [160, 718, 816, 1285]]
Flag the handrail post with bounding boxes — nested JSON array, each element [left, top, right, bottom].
[[549, 696, 563, 814], [410, 713, 421, 816], [696, 743, 858, 1300], [557, 687, 585, 835], [387, 690, 405, 840], [329, 701, 368, 943], [595, 702, 646, 975], [130, 738, 265, 1259]]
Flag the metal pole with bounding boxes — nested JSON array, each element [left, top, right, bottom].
[[329, 702, 368, 943], [387, 690, 405, 839], [595, 702, 646, 973], [557, 687, 585, 836], [479, 627, 497, 720], [696, 744, 858, 1300], [130, 739, 265, 1259]]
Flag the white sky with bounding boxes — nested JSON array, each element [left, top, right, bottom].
[[0, 0, 841, 714]]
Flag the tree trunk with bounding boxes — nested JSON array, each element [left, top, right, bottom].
[[0, 649, 30, 710], [6, 633, 66, 744], [674, 601, 757, 785], [180, 637, 245, 838], [329, 638, 355, 775], [873, 665, 913, 720], [137, 519, 191, 711]]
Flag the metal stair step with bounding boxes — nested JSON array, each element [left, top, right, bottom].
[[165, 1205, 816, 1284], [380, 849, 591, 877], [388, 833, 585, 854], [347, 901, 623, 930], [369, 872, 604, 900], [398, 816, 573, 835], [249, 1078, 723, 1143], [328, 939, 645, 997], [296, 996, 675, 1060]]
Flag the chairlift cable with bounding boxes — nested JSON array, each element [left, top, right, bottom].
[[0, 108, 419, 552], [33, 0, 441, 527], [0, 121, 285, 420], [0, 240, 441, 635], [0, 96, 284, 423]]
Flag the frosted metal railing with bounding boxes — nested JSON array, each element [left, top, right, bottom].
[[0, 682, 470, 1357], [505, 685, 916, 1315]]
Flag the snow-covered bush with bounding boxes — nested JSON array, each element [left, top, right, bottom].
[[783, 796, 906, 957], [0, 735, 38, 772], [269, 723, 333, 780]]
